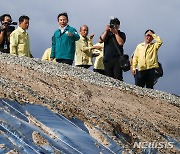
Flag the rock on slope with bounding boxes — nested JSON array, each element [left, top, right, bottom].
[[0, 53, 179, 153]]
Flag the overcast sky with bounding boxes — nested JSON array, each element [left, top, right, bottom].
[[1, 0, 180, 95]]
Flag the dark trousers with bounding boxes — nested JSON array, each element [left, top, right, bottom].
[[93, 69, 106, 75], [56, 59, 73, 65], [136, 68, 155, 89], [134, 69, 138, 85], [103, 59, 123, 81], [76, 65, 91, 69], [0, 49, 10, 53]]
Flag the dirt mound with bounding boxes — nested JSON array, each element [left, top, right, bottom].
[[0, 53, 179, 153]]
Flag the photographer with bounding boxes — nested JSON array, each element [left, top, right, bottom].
[[99, 18, 126, 81], [0, 14, 16, 53]]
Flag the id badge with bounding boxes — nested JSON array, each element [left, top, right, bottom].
[[4, 44, 8, 49]]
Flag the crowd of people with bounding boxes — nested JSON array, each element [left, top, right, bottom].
[[0, 13, 163, 89]]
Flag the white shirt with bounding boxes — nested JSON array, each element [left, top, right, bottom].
[[59, 25, 67, 33]]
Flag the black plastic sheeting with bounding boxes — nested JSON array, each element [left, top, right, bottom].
[[0, 99, 122, 154], [1, 99, 179, 154]]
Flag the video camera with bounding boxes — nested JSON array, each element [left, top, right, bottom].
[[1, 21, 17, 32]]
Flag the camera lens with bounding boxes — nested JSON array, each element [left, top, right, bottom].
[[110, 24, 115, 28]]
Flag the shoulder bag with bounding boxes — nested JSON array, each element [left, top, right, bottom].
[[112, 37, 130, 72]]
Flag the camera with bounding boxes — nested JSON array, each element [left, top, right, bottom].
[[3, 21, 17, 27], [1, 21, 17, 32], [109, 18, 120, 29], [110, 23, 115, 29], [110, 19, 116, 29]]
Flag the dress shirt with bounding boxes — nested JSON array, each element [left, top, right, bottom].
[[75, 35, 93, 66], [10, 26, 31, 57], [132, 34, 163, 71]]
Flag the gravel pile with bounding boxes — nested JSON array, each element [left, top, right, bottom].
[[0, 52, 179, 107], [0, 53, 180, 153]]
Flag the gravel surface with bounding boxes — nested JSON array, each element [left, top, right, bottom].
[[0, 53, 179, 153]]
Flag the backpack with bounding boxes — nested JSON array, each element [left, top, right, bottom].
[[154, 62, 163, 85]]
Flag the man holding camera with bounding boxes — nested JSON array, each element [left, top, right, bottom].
[[99, 18, 126, 81], [0, 14, 16, 53]]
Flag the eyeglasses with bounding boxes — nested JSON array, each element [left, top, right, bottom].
[[145, 34, 152, 37]]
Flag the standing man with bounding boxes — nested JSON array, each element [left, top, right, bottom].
[[0, 14, 16, 53], [131, 29, 163, 89], [42, 47, 52, 61], [10, 15, 33, 58], [75, 25, 101, 69], [50, 12, 80, 65], [93, 42, 105, 75], [99, 18, 126, 81]]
